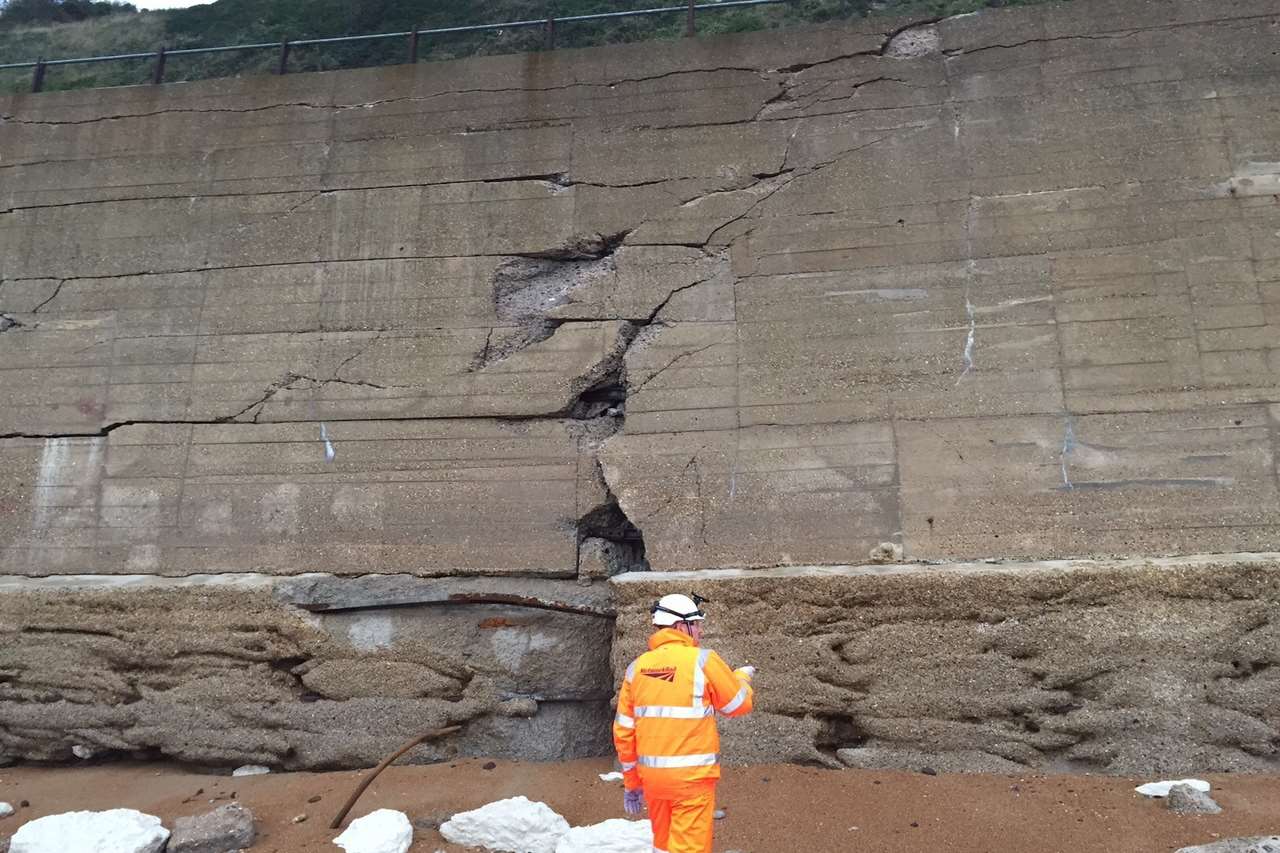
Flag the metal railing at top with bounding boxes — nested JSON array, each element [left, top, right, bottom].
[[1, 0, 791, 93]]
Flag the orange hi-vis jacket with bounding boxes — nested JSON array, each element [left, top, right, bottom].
[[612, 628, 754, 800]]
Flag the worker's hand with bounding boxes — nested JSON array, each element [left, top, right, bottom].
[[736, 665, 756, 681], [623, 788, 645, 815]]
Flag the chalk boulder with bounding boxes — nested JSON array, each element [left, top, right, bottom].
[[9, 809, 168, 853], [440, 797, 569, 853], [231, 765, 270, 777], [333, 809, 413, 853], [555, 819, 652, 853]]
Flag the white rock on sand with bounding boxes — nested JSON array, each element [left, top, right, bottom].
[[333, 809, 413, 853], [0, 802, 13, 818], [1135, 779, 1211, 798], [555, 818, 653, 853], [439, 796, 570, 853], [231, 764, 271, 777], [9, 808, 169, 853]]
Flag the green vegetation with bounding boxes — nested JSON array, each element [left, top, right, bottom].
[[0, 0, 1058, 94], [0, 0, 135, 27]]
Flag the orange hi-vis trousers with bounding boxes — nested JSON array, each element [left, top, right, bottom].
[[646, 784, 717, 853]]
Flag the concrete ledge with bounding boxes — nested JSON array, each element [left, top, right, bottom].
[[611, 552, 1280, 583], [276, 573, 615, 616]]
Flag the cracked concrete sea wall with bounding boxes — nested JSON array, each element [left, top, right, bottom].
[[1, 0, 1280, 769]]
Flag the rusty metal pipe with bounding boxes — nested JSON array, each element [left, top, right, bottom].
[[329, 725, 463, 829]]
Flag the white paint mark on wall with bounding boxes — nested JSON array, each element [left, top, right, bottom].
[[985, 295, 1052, 311], [956, 197, 979, 384], [821, 288, 928, 301], [1060, 418, 1077, 490], [32, 438, 71, 530], [320, 422, 336, 462], [957, 296, 976, 383], [970, 186, 1105, 201], [32, 437, 103, 531]]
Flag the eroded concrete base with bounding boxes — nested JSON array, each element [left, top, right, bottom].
[[3, 554, 1278, 773], [0, 574, 614, 768], [612, 554, 1280, 775]]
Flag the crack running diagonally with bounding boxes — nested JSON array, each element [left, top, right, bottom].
[[31, 279, 67, 314], [629, 341, 722, 395]]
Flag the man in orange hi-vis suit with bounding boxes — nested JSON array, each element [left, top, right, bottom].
[[612, 593, 755, 853]]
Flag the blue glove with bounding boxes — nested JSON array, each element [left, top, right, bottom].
[[623, 788, 645, 815]]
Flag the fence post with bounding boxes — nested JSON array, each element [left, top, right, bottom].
[[685, 0, 696, 37], [277, 39, 291, 75], [152, 45, 167, 84], [407, 27, 420, 63], [544, 16, 555, 50], [31, 58, 46, 93]]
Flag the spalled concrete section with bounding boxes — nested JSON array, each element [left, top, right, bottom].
[[0, 575, 613, 767], [612, 554, 1280, 774]]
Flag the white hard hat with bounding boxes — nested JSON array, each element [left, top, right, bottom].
[[651, 593, 707, 627]]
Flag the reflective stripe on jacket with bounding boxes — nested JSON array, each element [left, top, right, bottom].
[[612, 628, 754, 799]]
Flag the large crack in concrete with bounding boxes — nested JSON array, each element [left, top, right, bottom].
[[462, 230, 737, 581], [0, 174, 576, 218]]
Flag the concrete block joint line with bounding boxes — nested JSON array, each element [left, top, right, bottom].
[[1, 0, 1280, 775]]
